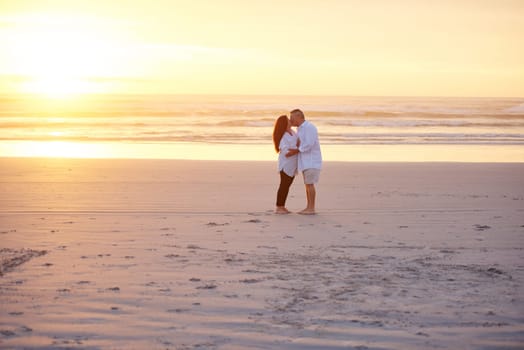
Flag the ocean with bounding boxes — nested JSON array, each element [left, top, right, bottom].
[[1, 94, 524, 161]]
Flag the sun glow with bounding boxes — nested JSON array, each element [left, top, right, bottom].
[[1, 3, 522, 97], [22, 77, 102, 98], [3, 14, 127, 97]]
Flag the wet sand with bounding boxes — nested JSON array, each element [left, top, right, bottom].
[[1, 158, 523, 349]]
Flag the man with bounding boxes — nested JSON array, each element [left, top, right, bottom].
[[286, 109, 322, 215]]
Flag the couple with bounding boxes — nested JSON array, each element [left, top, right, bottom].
[[273, 109, 322, 215]]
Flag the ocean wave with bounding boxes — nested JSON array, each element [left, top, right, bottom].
[[2, 95, 524, 147], [216, 120, 274, 127], [504, 103, 524, 114], [3, 116, 524, 130], [324, 119, 524, 128], [2, 132, 523, 145]]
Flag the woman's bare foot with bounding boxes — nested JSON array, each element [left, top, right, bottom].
[[275, 207, 291, 214], [298, 208, 316, 215]]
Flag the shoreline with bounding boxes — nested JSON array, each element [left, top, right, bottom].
[[1, 141, 524, 162], [2, 156, 524, 163]]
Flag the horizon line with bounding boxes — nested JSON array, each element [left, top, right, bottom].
[[1, 92, 523, 99]]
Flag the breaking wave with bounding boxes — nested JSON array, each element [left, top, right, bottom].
[[1, 94, 523, 146]]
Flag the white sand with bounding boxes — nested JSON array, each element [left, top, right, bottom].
[[1, 158, 523, 349]]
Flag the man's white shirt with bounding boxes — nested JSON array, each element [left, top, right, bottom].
[[297, 120, 322, 172]]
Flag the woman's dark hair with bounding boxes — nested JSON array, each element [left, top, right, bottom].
[[273, 115, 288, 153]]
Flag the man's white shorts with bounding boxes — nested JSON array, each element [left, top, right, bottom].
[[303, 168, 321, 184]]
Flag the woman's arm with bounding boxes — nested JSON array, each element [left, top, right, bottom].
[[285, 148, 299, 158], [282, 134, 298, 157]]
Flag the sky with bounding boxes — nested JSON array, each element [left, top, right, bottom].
[[0, 0, 523, 97]]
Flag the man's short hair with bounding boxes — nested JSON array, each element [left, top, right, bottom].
[[290, 109, 305, 119]]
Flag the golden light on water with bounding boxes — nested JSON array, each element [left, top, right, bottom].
[[9, 141, 108, 158], [1, 141, 523, 162], [0, 141, 276, 160]]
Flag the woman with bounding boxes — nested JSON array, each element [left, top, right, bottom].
[[273, 115, 298, 214]]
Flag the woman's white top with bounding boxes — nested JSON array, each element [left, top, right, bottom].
[[278, 130, 298, 177]]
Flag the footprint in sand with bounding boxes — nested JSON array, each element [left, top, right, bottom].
[[0, 249, 48, 276], [0, 330, 16, 337], [240, 278, 262, 284], [257, 245, 278, 250], [196, 284, 217, 290], [167, 308, 190, 313], [206, 222, 230, 227]]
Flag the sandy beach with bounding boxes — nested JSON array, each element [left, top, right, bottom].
[[1, 158, 523, 349]]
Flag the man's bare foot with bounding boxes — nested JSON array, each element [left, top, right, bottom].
[[298, 209, 316, 215], [275, 207, 291, 214]]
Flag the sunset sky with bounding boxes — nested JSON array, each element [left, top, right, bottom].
[[1, 0, 523, 97]]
